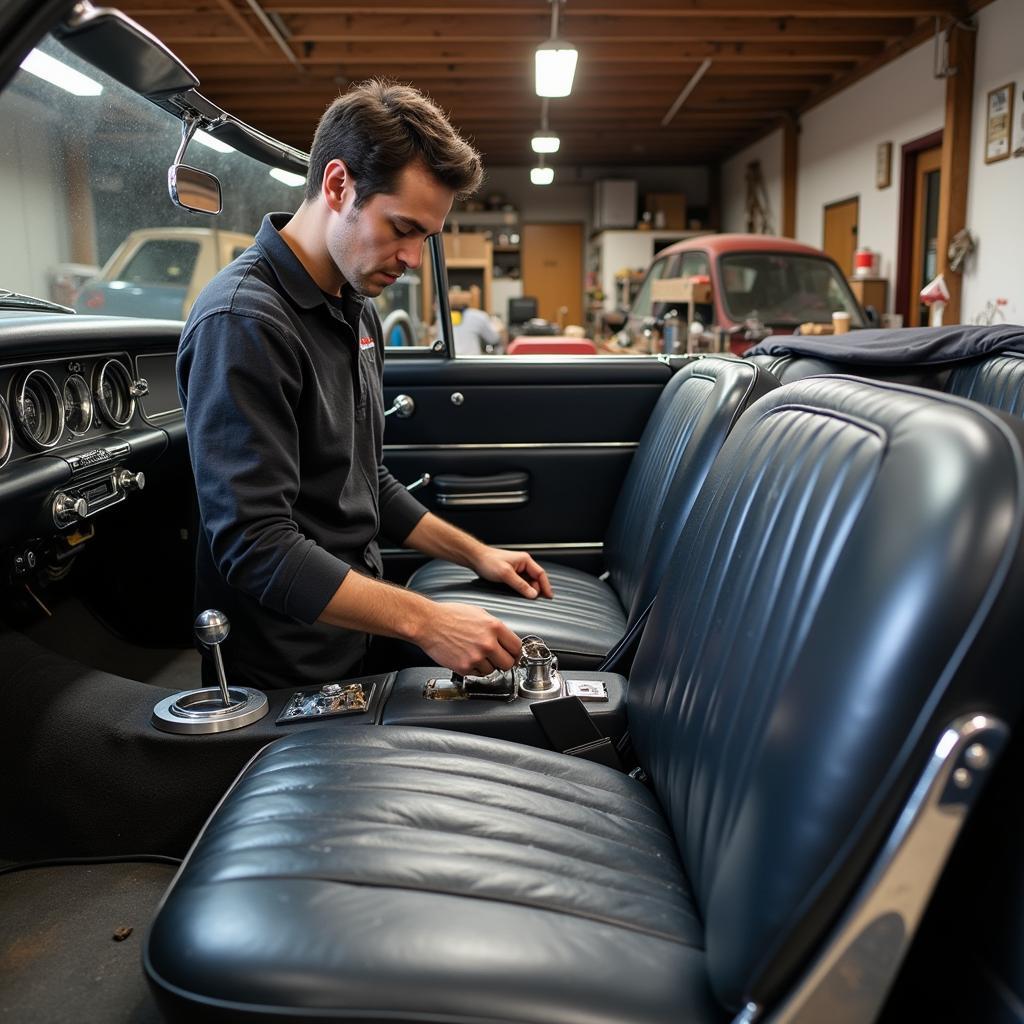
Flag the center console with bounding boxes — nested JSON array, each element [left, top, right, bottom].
[[151, 610, 628, 754]]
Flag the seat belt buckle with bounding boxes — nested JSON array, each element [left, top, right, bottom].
[[530, 696, 623, 771]]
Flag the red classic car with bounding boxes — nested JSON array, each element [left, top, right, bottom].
[[617, 233, 870, 355]]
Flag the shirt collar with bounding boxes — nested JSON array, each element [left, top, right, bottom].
[[256, 212, 366, 324]]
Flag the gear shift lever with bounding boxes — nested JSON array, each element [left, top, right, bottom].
[[194, 609, 235, 708], [151, 608, 269, 734]]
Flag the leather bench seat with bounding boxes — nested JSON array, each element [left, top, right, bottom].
[[407, 356, 778, 668], [146, 726, 720, 1024], [147, 378, 1024, 1023], [404, 560, 626, 662]]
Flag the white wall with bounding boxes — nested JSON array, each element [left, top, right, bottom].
[[721, 128, 784, 235], [0, 92, 71, 300], [796, 40, 944, 294], [961, 0, 1024, 324]]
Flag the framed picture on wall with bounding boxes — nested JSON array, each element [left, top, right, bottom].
[[875, 141, 892, 189], [985, 83, 1014, 163]]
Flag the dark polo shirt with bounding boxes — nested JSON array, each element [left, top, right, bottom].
[[177, 213, 427, 689]]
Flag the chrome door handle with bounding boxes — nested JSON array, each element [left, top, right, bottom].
[[385, 394, 415, 418], [406, 473, 431, 492]]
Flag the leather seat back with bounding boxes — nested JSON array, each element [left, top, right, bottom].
[[745, 351, 949, 389], [603, 357, 777, 625], [945, 351, 1024, 415], [626, 376, 1024, 1010]]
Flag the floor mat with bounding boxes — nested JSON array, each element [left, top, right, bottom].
[[0, 862, 175, 1023]]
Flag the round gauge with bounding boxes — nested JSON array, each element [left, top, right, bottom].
[[94, 359, 135, 428], [63, 373, 93, 435], [12, 369, 64, 450], [0, 396, 12, 468]]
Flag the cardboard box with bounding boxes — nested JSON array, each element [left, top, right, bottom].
[[651, 277, 712, 304], [644, 192, 687, 230]]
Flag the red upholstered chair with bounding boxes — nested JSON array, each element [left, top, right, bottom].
[[507, 336, 598, 355]]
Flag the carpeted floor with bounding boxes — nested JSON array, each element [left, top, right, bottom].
[[0, 862, 175, 1023], [20, 598, 201, 692]]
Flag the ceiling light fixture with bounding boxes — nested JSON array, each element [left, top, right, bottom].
[[535, 0, 577, 98], [19, 49, 102, 96], [530, 155, 554, 186], [270, 168, 305, 187], [531, 98, 560, 153]]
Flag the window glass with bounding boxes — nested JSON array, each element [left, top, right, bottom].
[[120, 240, 200, 286], [630, 255, 680, 322], [0, 33, 415, 338], [719, 253, 865, 328]]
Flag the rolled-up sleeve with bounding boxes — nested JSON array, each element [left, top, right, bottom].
[[179, 311, 350, 623]]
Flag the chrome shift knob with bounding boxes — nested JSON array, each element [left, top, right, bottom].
[[194, 608, 230, 647], [194, 609, 233, 708]]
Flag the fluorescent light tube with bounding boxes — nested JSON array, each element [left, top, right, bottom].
[[534, 43, 577, 98], [20, 49, 102, 96], [530, 166, 554, 186], [531, 131, 560, 154], [270, 168, 306, 187]]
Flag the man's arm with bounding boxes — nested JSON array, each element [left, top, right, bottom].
[[402, 512, 553, 600], [317, 570, 521, 677]]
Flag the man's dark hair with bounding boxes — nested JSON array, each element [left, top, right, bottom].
[[305, 79, 483, 205]]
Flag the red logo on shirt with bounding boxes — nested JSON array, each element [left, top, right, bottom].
[[359, 336, 375, 350]]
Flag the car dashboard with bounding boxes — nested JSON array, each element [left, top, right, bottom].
[[0, 312, 184, 562]]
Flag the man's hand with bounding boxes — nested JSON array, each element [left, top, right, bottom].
[[415, 602, 522, 677], [472, 547, 553, 600]]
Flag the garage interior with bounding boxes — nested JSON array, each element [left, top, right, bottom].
[[101, 0, 1022, 336]]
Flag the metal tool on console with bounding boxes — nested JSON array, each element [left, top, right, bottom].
[[423, 634, 565, 702]]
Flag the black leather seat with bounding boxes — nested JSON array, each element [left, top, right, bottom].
[[146, 377, 1024, 1023], [747, 349, 1024, 419], [405, 356, 777, 667]]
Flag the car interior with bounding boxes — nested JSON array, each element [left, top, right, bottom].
[[2, 3, 1024, 1024]]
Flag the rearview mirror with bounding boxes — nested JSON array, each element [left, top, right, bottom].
[[168, 164, 222, 215]]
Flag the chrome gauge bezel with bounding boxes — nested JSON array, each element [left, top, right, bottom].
[[12, 368, 65, 450], [63, 373, 94, 435], [0, 395, 13, 468], [94, 359, 135, 428]]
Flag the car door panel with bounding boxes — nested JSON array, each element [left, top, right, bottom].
[[381, 355, 671, 580]]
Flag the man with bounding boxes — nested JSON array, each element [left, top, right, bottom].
[[449, 287, 503, 355], [177, 80, 552, 690]]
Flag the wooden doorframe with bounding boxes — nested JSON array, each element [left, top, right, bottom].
[[895, 129, 943, 323]]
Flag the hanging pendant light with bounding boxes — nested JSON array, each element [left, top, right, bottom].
[[535, 1, 577, 98]]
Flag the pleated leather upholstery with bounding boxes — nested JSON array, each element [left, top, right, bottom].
[[746, 350, 1024, 422], [147, 376, 1024, 1023], [628, 376, 1024, 1009], [407, 357, 777, 664], [146, 727, 722, 1024], [403, 560, 625, 664], [945, 351, 1024, 415]]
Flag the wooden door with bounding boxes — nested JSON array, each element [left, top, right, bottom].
[[521, 223, 583, 329], [822, 197, 859, 278], [909, 145, 942, 327]]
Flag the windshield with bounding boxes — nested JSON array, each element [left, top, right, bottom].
[[719, 252, 865, 328], [0, 34, 427, 340]]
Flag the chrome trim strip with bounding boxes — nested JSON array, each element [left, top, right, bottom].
[[380, 541, 603, 556], [435, 490, 529, 508], [384, 442, 639, 451], [765, 713, 1009, 1024]]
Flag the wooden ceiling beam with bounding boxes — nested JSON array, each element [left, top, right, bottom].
[[157, 13, 913, 43], [172, 39, 885, 64], [259, 0, 955, 16], [191, 62, 852, 82]]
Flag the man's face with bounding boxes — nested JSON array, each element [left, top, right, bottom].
[[327, 160, 454, 297]]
